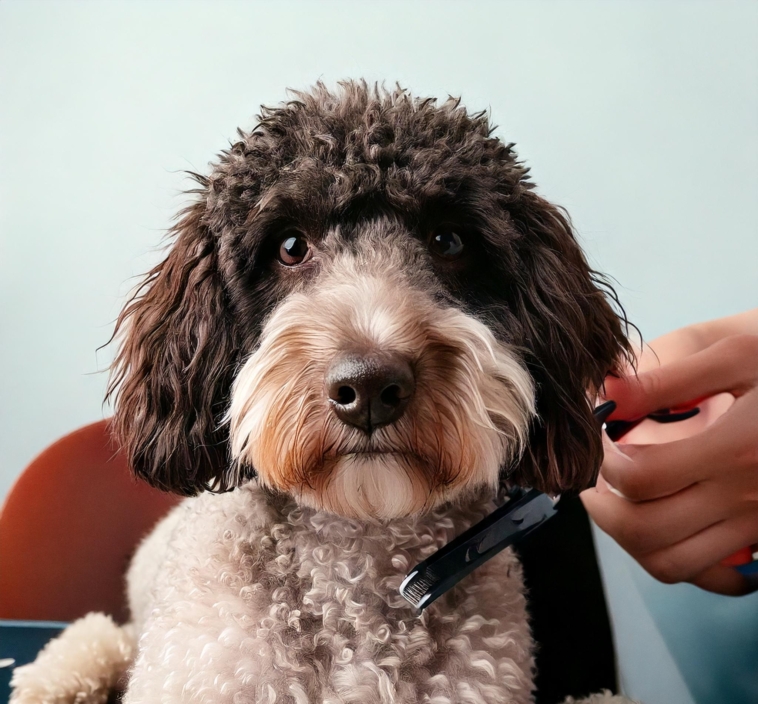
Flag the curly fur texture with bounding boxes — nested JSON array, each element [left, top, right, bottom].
[[12, 487, 636, 704], [9, 613, 135, 703], [12, 82, 636, 704], [124, 486, 535, 703]]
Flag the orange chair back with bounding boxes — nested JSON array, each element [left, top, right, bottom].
[[0, 420, 180, 623]]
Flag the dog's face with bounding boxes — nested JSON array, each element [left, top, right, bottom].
[[110, 83, 630, 520]]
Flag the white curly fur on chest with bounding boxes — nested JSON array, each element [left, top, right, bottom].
[[124, 484, 534, 704]]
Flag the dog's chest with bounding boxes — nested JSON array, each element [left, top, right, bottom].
[[183, 486, 536, 703]]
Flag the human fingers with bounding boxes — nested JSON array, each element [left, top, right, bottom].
[[611, 309, 758, 381], [615, 393, 734, 447], [583, 464, 758, 595], [689, 563, 754, 597], [581, 476, 730, 556], [600, 389, 758, 501], [636, 510, 758, 586], [604, 334, 758, 422]]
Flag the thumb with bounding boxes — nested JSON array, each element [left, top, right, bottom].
[[604, 335, 758, 421]]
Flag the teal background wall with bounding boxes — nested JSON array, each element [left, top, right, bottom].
[[1, 2, 756, 702]]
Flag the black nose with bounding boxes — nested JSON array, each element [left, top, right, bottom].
[[326, 354, 415, 433]]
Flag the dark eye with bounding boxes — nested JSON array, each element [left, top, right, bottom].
[[278, 231, 312, 266], [429, 230, 465, 259]]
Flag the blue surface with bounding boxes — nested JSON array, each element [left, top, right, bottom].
[[594, 525, 758, 704], [636, 568, 758, 704], [0, 621, 67, 704]]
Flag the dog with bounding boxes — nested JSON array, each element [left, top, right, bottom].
[[11, 82, 635, 704]]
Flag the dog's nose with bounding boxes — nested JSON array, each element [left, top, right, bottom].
[[326, 354, 415, 433]]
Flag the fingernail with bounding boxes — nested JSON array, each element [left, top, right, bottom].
[[605, 418, 643, 441], [605, 482, 627, 499], [594, 400, 617, 425]]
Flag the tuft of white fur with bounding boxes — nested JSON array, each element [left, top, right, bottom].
[[562, 692, 640, 704], [9, 613, 135, 704], [125, 502, 185, 633], [318, 453, 429, 519]]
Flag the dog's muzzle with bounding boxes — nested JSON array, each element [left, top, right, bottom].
[[325, 353, 415, 434], [226, 248, 536, 519]]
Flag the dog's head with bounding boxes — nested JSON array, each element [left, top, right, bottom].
[[109, 82, 631, 520]]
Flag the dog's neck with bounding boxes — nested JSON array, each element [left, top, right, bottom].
[[248, 481, 499, 558]]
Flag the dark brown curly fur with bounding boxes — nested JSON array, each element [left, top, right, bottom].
[[108, 80, 632, 497]]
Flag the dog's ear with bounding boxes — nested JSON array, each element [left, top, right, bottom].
[[108, 194, 240, 495], [506, 191, 632, 494]]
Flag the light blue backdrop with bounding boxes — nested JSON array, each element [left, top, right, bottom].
[[1, 2, 756, 702]]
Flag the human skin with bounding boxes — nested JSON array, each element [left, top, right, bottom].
[[581, 309, 758, 596]]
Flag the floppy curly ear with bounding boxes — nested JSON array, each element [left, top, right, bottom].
[[108, 195, 241, 495], [507, 191, 633, 494]]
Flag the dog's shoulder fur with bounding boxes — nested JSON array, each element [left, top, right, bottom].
[[124, 484, 534, 704]]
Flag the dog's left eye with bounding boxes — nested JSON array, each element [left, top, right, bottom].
[[430, 231, 465, 259], [278, 231, 312, 266]]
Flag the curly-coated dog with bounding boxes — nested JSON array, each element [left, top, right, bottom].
[[11, 82, 635, 704]]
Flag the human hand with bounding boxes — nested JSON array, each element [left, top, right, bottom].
[[581, 309, 758, 595]]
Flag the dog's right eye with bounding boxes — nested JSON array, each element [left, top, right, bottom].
[[278, 231, 312, 266], [429, 230, 465, 259]]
